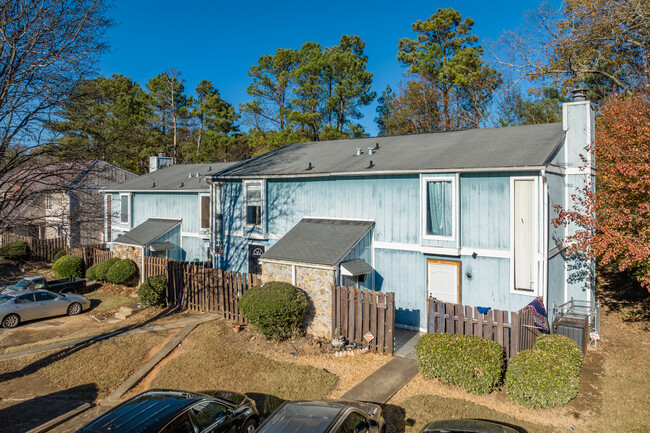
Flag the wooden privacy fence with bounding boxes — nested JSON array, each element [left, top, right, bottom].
[[332, 286, 395, 355], [143, 256, 260, 323], [0, 233, 66, 262], [427, 298, 542, 359]]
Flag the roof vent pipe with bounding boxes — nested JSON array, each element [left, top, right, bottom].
[[571, 88, 587, 101], [306, 162, 313, 170], [367, 147, 374, 155], [355, 148, 362, 156], [374, 142, 380, 150], [188, 173, 193, 178], [367, 160, 374, 169]]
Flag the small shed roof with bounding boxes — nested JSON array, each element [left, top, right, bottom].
[[113, 218, 180, 247], [207, 123, 565, 179], [340, 258, 373, 276], [261, 218, 374, 267]]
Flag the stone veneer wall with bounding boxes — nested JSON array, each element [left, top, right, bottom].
[[261, 260, 334, 339], [112, 243, 143, 279]]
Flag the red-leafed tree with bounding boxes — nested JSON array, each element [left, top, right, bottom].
[[555, 90, 650, 290]]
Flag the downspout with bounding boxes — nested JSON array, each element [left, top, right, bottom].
[[541, 168, 549, 310]]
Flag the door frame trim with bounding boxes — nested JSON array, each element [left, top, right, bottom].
[[426, 258, 462, 305]]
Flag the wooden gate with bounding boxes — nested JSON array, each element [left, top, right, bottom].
[[332, 286, 395, 355], [427, 298, 542, 359]]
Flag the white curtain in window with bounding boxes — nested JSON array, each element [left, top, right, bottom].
[[427, 181, 452, 237], [514, 180, 535, 291]]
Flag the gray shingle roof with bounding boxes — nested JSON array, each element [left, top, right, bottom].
[[105, 162, 236, 192], [261, 218, 374, 266], [208, 123, 565, 179], [113, 218, 180, 247], [340, 258, 373, 276]]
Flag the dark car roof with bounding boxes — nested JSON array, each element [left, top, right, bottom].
[[77, 390, 239, 433], [256, 400, 379, 433], [422, 419, 519, 433]]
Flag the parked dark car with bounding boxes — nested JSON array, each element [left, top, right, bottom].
[[1, 276, 86, 294], [254, 400, 385, 433], [76, 389, 259, 433], [421, 419, 520, 433], [0, 289, 90, 328]]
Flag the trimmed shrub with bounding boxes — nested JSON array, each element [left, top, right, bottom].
[[415, 333, 506, 395], [505, 349, 579, 408], [238, 281, 309, 341], [106, 259, 138, 285], [85, 264, 98, 281], [533, 334, 583, 376], [52, 254, 84, 279], [0, 241, 29, 261], [138, 275, 167, 307], [94, 257, 120, 282], [53, 249, 67, 263]]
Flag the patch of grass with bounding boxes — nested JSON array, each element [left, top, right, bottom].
[[391, 395, 555, 433], [150, 322, 337, 401], [86, 290, 134, 311], [0, 331, 169, 397]]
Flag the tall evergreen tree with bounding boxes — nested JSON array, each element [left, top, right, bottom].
[[395, 8, 501, 131], [49, 74, 151, 173]]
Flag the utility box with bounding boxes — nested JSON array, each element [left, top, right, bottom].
[[553, 316, 589, 355]]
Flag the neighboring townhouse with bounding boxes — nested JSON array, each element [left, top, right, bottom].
[[207, 97, 595, 332], [5, 160, 136, 246], [105, 156, 236, 265]]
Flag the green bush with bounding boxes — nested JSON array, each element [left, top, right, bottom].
[[415, 333, 506, 395], [533, 334, 583, 376], [0, 241, 29, 261], [138, 275, 167, 307], [238, 281, 309, 341], [85, 264, 98, 281], [505, 349, 579, 408], [106, 259, 138, 285], [94, 257, 120, 281], [53, 249, 67, 263], [52, 254, 84, 279]]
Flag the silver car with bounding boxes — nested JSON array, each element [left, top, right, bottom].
[[0, 289, 91, 328]]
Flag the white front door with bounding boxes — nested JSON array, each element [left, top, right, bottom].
[[427, 259, 460, 304]]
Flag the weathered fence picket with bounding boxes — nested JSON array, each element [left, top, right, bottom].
[[427, 298, 542, 359]]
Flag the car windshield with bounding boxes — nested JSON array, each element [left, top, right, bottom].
[[12, 279, 31, 290], [0, 295, 12, 305]]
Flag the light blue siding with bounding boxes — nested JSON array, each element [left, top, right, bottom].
[[460, 173, 511, 250], [340, 229, 373, 291], [374, 248, 426, 328], [151, 225, 182, 260], [132, 192, 203, 234], [179, 236, 210, 262], [265, 176, 420, 244], [547, 253, 566, 323]]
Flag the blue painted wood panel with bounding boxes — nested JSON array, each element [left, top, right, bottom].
[[132, 192, 204, 234], [265, 175, 420, 244], [151, 225, 182, 261], [340, 229, 373, 291], [460, 173, 511, 250], [547, 253, 566, 323], [179, 236, 210, 262], [374, 248, 426, 328]]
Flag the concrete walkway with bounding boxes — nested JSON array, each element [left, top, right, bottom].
[[341, 328, 424, 403], [0, 313, 219, 362]]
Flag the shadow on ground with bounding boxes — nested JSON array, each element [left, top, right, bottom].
[[598, 265, 650, 323], [0, 383, 97, 433]]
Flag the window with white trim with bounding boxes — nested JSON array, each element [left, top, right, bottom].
[[244, 180, 264, 227], [422, 177, 456, 240], [120, 194, 129, 224], [512, 178, 537, 293]]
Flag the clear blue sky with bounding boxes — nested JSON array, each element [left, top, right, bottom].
[[99, 0, 552, 136]]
